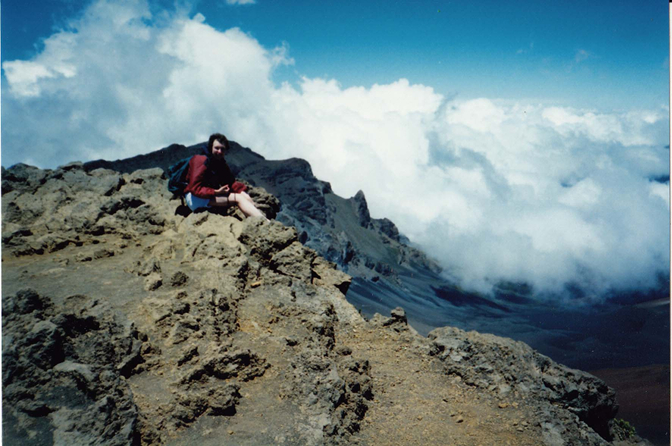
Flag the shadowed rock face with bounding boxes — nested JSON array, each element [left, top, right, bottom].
[[1, 162, 650, 445]]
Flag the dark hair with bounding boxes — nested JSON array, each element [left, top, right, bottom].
[[207, 133, 230, 153]]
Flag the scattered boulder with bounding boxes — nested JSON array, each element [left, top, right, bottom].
[[312, 257, 352, 295], [370, 306, 417, 335]]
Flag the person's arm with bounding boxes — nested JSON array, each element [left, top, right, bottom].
[[185, 156, 217, 199]]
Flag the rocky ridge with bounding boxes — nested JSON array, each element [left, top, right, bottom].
[[1, 162, 650, 445], [80, 142, 447, 326]]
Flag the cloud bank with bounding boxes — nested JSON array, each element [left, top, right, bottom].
[[3, 0, 669, 299]]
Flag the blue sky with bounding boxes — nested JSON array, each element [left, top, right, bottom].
[[3, 0, 669, 110], [1, 0, 669, 298]]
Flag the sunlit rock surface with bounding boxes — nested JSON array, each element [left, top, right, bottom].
[[1, 161, 652, 445]]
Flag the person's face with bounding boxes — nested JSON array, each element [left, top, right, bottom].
[[211, 140, 226, 160]]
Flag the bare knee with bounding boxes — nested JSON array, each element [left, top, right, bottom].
[[234, 192, 253, 203]]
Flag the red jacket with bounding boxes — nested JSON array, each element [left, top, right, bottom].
[[184, 155, 245, 199]]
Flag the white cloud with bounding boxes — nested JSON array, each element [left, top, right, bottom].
[[3, 32, 78, 97], [649, 182, 670, 208], [225, 0, 256, 4], [557, 178, 601, 208], [2, 0, 669, 299], [2, 1, 287, 165], [3, 60, 55, 97]]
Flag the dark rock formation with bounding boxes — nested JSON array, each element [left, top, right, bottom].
[[352, 190, 372, 229], [3, 289, 143, 446]]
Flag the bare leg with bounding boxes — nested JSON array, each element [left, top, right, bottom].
[[232, 192, 267, 218], [209, 192, 266, 219]]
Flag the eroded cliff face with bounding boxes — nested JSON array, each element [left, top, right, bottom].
[[1, 163, 649, 445]]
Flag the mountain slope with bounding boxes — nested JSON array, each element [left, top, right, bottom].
[[79, 141, 670, 372], [79, 141, 510, 334], [1, 161, 651, 445]]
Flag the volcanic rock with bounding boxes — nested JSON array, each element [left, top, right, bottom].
[[1, 159, 651, 445]]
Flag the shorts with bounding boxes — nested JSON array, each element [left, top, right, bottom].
[[185, 193, 211, 211]]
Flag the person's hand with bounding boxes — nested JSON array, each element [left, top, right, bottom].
[[215, 185, 230, 195]]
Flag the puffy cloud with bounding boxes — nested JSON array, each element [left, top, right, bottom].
[[2, 0, 669, 299], [3, 32, 78, 97], [2, 0, 288, 166], [416, 99, 669, 296]]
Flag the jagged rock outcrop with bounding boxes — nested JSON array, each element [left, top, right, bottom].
[[2, 164, 369, 445], [3, 289, 143, 446], [79, 142, 446, 323], [1, 162, 651, 445], [352, 191, 372, 229], [428, 327, 618, 443]]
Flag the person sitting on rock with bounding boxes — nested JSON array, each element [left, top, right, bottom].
[[184, 133, 267, 219]]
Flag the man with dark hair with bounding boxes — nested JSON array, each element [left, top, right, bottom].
[[207, 133, 230, 154], [184, 133, 266, 218]]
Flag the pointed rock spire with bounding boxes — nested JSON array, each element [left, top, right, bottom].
[[352, 190, 372, 229]]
